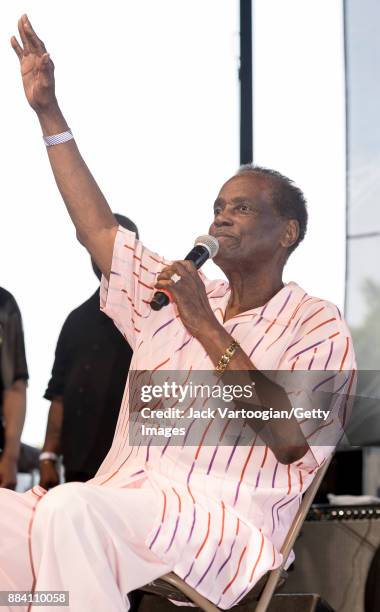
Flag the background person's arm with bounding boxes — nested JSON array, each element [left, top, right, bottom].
[[39, 398, 63, 489], [11, 15, 117, 279], [0, 379, 26, 489], [0, 291, 29, 489], [40, 309, 71, 489]]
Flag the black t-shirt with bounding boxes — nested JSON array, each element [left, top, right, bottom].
[[44, 289, 133, 475], [0, 287, 29, 417]]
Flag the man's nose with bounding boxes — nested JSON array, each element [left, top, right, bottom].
[[214, 209, 234, 226]]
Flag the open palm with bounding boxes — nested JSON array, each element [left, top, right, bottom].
[[11, 15, 56, 112]]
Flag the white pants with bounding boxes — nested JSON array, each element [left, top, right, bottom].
[[0, 479, 173, 612]]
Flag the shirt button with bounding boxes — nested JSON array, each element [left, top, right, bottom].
[[78, 387, 84, 393], [84, 364, 91, 371]]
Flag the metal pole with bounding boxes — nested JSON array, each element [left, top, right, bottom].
[[239, 0, 253, 164], [343, 0, 350, 317]]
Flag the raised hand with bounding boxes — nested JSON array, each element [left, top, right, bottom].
[[11, 14, 56, 113], [10, 14, 118, 280]]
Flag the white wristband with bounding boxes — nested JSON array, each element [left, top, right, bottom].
[[39, 451, 59, 462], [43, 129, 73, 147]]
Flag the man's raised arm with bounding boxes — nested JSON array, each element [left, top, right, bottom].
[[11, 15, 117, 280]]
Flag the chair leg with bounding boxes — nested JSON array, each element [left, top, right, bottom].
[[253, 566, 283, 612], [160, 574, 220, 611]]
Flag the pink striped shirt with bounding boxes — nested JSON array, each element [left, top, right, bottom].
[[92, 227, 356, 609]]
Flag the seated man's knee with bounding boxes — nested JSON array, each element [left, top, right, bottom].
[[34, 482, 88, 523]]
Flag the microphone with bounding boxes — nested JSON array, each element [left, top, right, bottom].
[[150, 235, 219, 311]]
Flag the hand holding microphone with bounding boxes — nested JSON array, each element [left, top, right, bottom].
[[150, 235, 219, 311], [150, 235, 220, 338]]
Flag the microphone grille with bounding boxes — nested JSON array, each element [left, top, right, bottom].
[[194, 234, 219, 258]]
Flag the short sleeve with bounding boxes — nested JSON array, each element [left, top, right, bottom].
[[44, 317, 70, 400], [277, 303, 357, 470], [100, 226, 171, 349], [1, 295, 29, 389]]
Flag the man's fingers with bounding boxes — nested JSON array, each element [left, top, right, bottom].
[[10, 36, 23, 60], [156, 269, 174, 282], [23, 15, 47, 54], [39, 53, 54, 80], [158, 261, 194, 282], [173, 261, 196, 277], [155, 278, 175, 290], [17, 16, 30, 55]]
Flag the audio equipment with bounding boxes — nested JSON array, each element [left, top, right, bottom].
[[281, 505, 380, 612]]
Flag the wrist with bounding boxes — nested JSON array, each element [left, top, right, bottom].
[[39, 451, 59, 463], [195, 322, 232, 358], [37, 103, 69, 135], [2, 439, 20, 462], [196, 316, 228, 341], [35, 96, 60, 114], [1, 451, 18, 463]]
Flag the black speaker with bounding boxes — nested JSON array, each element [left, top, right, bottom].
[[268, 594, 334, 612], [281, 505, 380, 612]]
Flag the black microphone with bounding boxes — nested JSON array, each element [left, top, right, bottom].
[[150, 235, 219, 311]]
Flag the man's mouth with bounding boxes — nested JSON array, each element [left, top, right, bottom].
[[212, 233, 236, 239]]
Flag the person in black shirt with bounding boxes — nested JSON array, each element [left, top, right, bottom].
[[39, 214, 138, 488], [0, 287, 29, 489]]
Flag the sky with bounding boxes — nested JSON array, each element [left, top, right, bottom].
[[1, 0, 345, 446]]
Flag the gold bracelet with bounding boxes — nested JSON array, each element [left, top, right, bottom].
[[215, 340, 240, 374]]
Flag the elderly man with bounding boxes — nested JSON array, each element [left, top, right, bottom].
[[0, 15, 355, 612]]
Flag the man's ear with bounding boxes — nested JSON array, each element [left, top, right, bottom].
[[281, 219, 299, 250]]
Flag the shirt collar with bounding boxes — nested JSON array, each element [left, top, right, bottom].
[[212, 281, 308, 327]]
